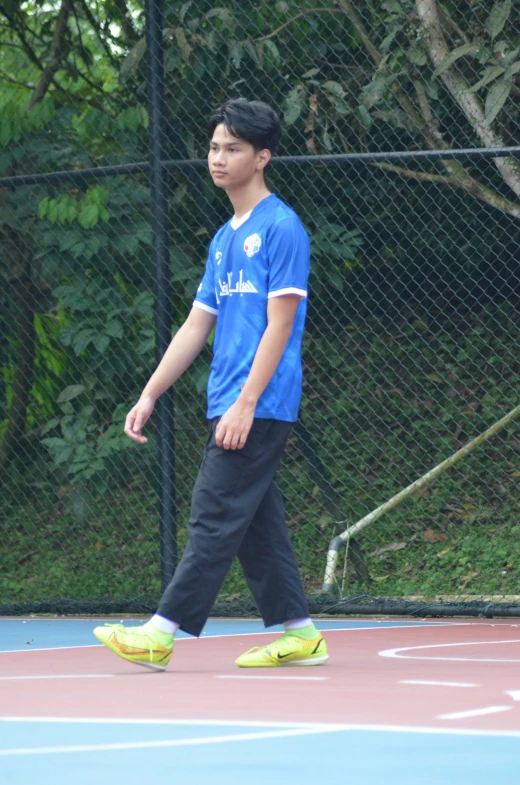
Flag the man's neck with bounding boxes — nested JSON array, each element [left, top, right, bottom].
[[227, 183, 272, 221]]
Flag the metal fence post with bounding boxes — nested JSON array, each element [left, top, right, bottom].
[[146, 0, 176, 588]]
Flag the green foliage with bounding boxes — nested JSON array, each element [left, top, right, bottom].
[[0, 0, 519, 610], [485, 0, 512, 40], [0, 89, 56, 148], [41, 396, 131, 482], [38, 185, 111, 227], [311, 226, 365, 293], [2, 307, 520, 605]]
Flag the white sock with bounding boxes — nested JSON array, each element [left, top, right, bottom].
[[283, 617, 313, 631], [149, 614, 179, 635]]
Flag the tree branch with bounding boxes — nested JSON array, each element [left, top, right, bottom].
[[111, 0, 139, 43], [333, 0, 520, 219], [438, 4, 469, 45], [0, 39, 26, 49], [27, 0, 74, 110], [410, 76, 520, 218], [416, 0, 520, 199], [0, 5, 46, 72], [79, 0, 121, 68], [372, 161, 454, 184], [335, 0, 382, 64], [256, 8, 346, 42], [371, 161, 520, 219], [0, 69, 35, 89]]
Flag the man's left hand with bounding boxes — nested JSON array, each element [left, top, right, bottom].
[[215, 401, 255, 450]]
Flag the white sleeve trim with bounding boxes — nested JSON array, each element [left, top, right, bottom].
[[268, 287, 307, 299], [193, 300, 218, 315]]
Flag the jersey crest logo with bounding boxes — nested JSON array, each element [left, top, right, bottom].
[[243, 233, 262, 258], [215, 251, 223, 265]]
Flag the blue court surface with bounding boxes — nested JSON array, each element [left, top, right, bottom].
[[0, 616, 447, 651], [1, 617, 519, 785]]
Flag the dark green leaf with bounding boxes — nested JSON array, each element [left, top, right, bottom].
[[284, 85, 305, 126], [470, 65, 506, 93], [57, 385, 86, 403], [263, 40, 281, 69], [94, 334, 111, 354], [432, 43, 481, 79], [41, 437, 67, 449], [54, 445, 74, 466], [105, 320, 124, 339], [322, 81, 345, 98], [355, 105, 372, 130], [485, 0, 511, 40], [195, 368, 210, 393], [119, 37, 147, 83], [41, 417, 61, 435], [361, 75, 394, 108], [485, 77, 512, 123], [407, 46, 427, 67]]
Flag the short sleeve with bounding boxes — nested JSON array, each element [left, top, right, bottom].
[[266, 216, 310, 299], [193, 245, 218, 315]]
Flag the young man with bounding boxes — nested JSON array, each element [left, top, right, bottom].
[[94, 99, 328, 670]]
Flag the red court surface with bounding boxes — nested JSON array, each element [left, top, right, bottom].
[[1, 617, 519, 784]]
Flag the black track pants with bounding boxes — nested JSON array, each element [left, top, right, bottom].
[[156, 418, 309, 636]]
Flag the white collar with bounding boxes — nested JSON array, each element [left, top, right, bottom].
[[230, 210, 252, 231]]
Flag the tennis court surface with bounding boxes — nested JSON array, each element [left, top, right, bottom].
[[1, 616, 519, 784]]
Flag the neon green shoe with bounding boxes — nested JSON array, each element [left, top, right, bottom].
[[235, 632, 329, 668], [93, 622, 173, 671]]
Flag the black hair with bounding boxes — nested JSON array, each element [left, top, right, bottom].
[[208, 98, 282, 154]]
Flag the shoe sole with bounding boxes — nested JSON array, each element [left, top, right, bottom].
[[281, 654, 329, 666], [93, 630, 170, 672], [237, 654, 330, 668], [130, 660, 168, 672]]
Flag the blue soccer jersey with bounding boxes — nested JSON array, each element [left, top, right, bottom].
[[193, 194, 310, 422]]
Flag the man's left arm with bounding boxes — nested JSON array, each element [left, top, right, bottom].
[[215, 295, 301, 450]]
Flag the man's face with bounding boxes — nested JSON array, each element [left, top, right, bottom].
[[208, 123, 269, 190]]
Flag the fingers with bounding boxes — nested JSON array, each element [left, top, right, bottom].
[[215, 420, 247, 450], [224, 430, 242, 450], [133, 410, 145, 434], [124, 406, 149, 444]]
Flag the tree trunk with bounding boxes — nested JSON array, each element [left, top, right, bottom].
[[336, 0, 520, 218], [27, 0, 75, 111], [416, 0, 520, 199]]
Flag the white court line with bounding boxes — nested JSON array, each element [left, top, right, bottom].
[[0, 644, 102, 655], [216, 675, 328, 681], [400, 680, 478, 688], [0, 622, 471, 655], [437, 706, 513, 721], [0, 716, 324, 729], [0, 675, 113, 681], [0, 726, 342, 757], [2, 716, 520, 739], [505, 690, 520, 701], [379, 639, 520, 663]]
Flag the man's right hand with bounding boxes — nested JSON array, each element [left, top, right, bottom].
[[124, 395, 155, 443]]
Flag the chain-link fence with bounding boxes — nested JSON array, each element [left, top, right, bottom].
[[1, 1, 519, 617]]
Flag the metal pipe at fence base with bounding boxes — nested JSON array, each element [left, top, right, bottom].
[[322, 402, 520, 594]]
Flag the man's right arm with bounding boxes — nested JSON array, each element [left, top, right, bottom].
[[124, 306, 216, 443]]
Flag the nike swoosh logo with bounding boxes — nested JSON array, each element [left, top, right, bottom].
[[311, 639, 324, 655], [277, 651, 297, 659]]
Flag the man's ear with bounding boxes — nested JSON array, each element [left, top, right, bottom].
[[256, 148, 272, 171]]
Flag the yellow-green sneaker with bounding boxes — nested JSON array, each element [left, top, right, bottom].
[[235, 632, 329, 668], [93, 622, 173, 671]]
